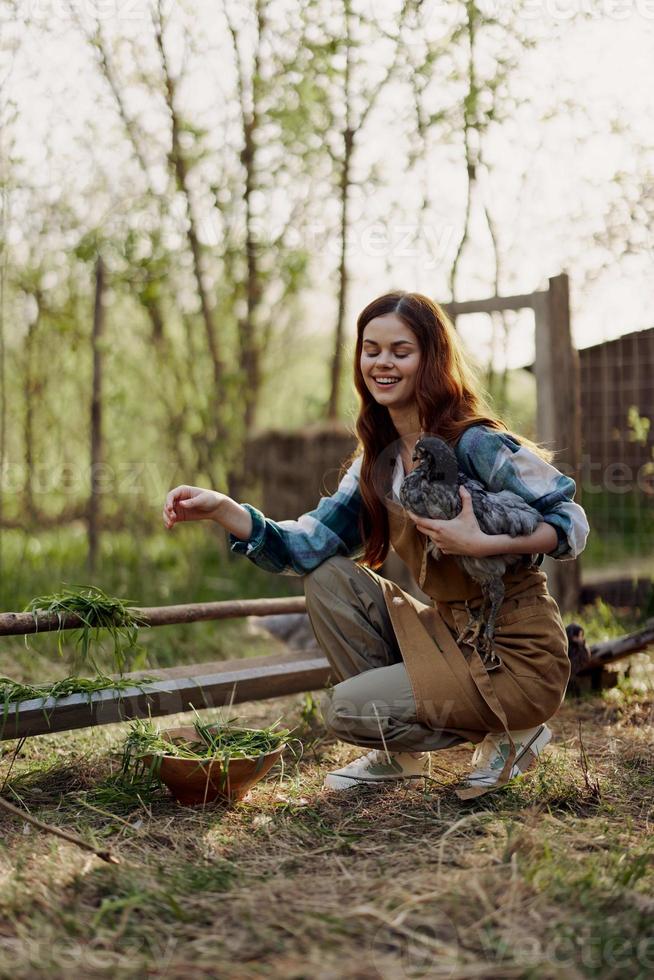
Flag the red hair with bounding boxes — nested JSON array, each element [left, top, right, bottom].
[[343, 291, 549, 569]]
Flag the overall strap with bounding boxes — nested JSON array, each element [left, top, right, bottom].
[[379, 578, 517, 800]]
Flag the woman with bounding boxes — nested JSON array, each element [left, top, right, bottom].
[[163, 292, 589, 798]]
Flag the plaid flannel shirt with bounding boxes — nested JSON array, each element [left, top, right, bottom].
[[229, 425, 589, 576]]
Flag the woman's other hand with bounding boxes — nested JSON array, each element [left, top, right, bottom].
[[406, 486, 489, 557], [163, 485, 224, 529]]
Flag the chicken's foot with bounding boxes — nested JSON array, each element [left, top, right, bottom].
[[456, 599, 486, 648], [475, 580, 505, 670]]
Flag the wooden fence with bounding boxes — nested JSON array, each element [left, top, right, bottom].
[[1, 597, 651, 742], [444, 273, 581, 612]]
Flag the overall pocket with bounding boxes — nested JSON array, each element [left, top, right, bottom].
[[495, 595, 568, 678]]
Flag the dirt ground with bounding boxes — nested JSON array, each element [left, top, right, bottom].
[[0, 678, 652, 979]]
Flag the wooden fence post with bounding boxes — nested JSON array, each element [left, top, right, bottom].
[[534, 273, 582, 612]]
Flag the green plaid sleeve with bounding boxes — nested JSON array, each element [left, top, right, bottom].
[[456, 425, 589, 560], [229, 456, 364, 575]]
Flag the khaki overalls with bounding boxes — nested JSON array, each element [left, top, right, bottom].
[[305, 484, 570, 798]]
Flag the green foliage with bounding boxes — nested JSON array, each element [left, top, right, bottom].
[[0, 668, 652, 977], [525, 834, 654, 975], [485, 367, 538, 440], [299, 691, 321, 729], [1, 525, 294, 611], [0, 674, 160, 739], [72, 768, 167, 814], [627, 405, 651, 445], [582, 491, 654, 569], [582, 406, 654, 571], [572, 597, 637, 644]]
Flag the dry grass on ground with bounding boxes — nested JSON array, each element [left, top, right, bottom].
[[0, 680, 652, 980]]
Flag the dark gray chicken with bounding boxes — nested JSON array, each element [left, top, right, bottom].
[[565, 622, 591, 677], [564, 622, 592, 697], [399, 435, 542, 668]]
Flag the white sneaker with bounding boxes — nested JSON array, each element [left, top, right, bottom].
[[463, 724, 552, 789], [324, 749, 431, 791]]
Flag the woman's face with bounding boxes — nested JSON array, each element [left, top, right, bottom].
[[360, 313, 421, 409]]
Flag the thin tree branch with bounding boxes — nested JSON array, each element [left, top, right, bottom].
[[0, 793, 120, 864]]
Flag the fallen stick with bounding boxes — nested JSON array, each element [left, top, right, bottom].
[[580, 618, 654, 673], [0, 795, 120, 864]]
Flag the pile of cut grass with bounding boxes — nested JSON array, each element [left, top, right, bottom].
[[0, 586, 156, 731], [121, 714, 292, 782], [24, 585, 147, 675], [0, 674, 160, 732]]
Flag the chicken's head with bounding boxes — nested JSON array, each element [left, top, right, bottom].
[[412, 436, 459, 486]]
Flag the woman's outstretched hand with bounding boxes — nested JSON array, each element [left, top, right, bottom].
[[163, 485, 254, 541], [163, 485, 224, 529]]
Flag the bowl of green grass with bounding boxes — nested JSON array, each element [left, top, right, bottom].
[[123, 715, 290, 806]]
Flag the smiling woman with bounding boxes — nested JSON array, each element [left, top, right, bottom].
[[164, 290, 589, 800], [361, 317, 420, 405]]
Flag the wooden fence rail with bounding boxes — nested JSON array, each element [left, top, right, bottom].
[[577, 620, 654, 672], [0, 599, 651, 742], [0, 651, 331, 742], [0, 596, 307, 637]]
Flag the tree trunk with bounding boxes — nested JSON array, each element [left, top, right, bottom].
[[241, 112, 263, 435], [23, 302, 40, 522], [153, 2, 225, 425], [323, 0, 411, 416], [0, 185, 6, 595], [88, 256, 105, 574], [222, 0, 268, 500], [327, 128, 353, 421]]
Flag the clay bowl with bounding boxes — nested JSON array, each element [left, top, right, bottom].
[[142, 726, 285, 807]]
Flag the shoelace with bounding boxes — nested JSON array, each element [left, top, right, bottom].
[[353, 749, 424, 770], [339, 749, 392, 771], [470, 734, 505, 770]]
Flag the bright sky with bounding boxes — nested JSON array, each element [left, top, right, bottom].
[[2, 0, 653, 370]]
